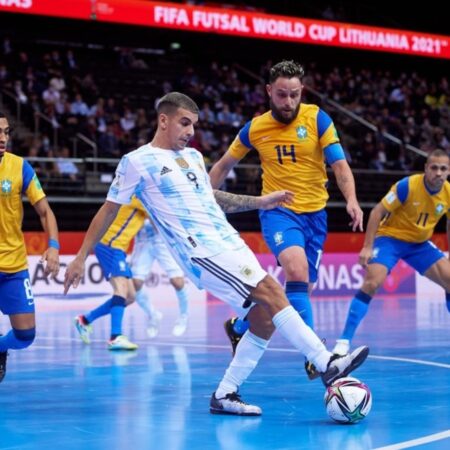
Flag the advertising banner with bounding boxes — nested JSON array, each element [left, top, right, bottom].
[[28, 255, 206, 302], [1, 1, 449, 59], [257, 253, 415, 296]]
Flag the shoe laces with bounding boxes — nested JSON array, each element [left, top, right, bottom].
[[225, 392, 246, 404]]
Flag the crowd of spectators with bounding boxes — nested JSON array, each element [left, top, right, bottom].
[[1, 36, 449, 179]]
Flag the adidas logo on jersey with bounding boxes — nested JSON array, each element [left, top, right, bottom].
[[160, 166, 172, 176]]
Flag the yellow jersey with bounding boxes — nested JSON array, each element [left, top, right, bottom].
[[379, 174, 450, 243], [228, 104, 344, 213], [100, 196, 147, 251], [0, 152, 46, 273]]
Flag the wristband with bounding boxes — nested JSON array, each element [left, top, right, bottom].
[[49, 239, 60, 250]]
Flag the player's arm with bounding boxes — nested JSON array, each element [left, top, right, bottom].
[[359, 202, 389, 267], [33, 197, 60, 279], [213, 189, 294, 213], [446, 219, 450, 260], [209, 151, 241, 189], [209, 121, 252, 189], [331, 159, 363, 232], [64, 201, 121, 293]]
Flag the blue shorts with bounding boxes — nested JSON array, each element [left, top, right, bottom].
[[370, 236, 444, 275], [0, 269, 35, 315], [94, 243, 132, 280], [259, 207, 327, 283]]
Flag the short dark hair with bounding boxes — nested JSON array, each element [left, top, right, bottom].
[[0, 112, 6, 119], [156, 92, 199, 115], [427, 148, 449, 162], [269, 60, 304, 83]]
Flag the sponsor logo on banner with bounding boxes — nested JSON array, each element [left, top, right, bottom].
[[254, 253, 415, 296]]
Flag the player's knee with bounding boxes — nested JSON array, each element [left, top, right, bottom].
[[284, 264, 308, 281], [362, 279, 380, 296], [12, 327, 35, 349], [253, 275, 286, 308], [170, 277, 185, 290]]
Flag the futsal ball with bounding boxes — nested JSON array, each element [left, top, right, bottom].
[[324, 377, 372, 424]]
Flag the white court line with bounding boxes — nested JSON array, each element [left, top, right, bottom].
[[368, 355, 450, 369], [36, 336, 450, 449], [373, 429, 450, 450], [37, 337, 450, 369]]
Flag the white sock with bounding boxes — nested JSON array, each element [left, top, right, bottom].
[[135, 289, 155, 318], [272, 306, 331, 372], [216, 331, 269, 398], [175, 286, 189, 316]]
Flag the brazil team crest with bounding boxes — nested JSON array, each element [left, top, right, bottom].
[[296, 126, 307, 140], [1, 179, 12, 194], [435, 203, 445, 215]]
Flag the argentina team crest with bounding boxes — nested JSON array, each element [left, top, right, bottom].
[[1, 179, 12, 195], [296, 125, 308, 140], [175, 157, 189, 169], [240, 265, 254, 278]]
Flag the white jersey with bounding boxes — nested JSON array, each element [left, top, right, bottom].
[[131, 219, 184, 280], [107, 144, 245, 265], [135, 218, 158, 242]]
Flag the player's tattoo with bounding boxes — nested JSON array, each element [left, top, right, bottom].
[[213, 190, 259, 213]]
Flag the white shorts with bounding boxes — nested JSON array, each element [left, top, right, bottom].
[[130, 235, 184, 280], [191, 246, 267, 317]]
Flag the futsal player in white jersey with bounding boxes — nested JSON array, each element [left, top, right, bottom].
[[64, 92, 369, 416], [131, 218, 190, 337]]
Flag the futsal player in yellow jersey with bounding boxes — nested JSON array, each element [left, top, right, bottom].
[[333, 149, 450, 355], [209, 60, 363, 378], [74, 196, 147, 350], [0, 112, 60, 382]]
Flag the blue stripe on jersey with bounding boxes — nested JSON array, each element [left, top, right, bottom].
[[22, 160, 35, 193], [396, 177, 409, 203], [107, 209, 137, 246], [238, 120, 252, 148], [317, 109, 333, 139], [324, 143, 345, 165]]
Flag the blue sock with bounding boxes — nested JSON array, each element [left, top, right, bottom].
[[446, 293, 450, 313], [0, 327, 36, 352], [85, 298, 113, 324], [286, 281, 313, 329], [175, 286, 189, 316], [341, 290, 372, 340], [110, 295, 126, 339], [233, 318, 249, 335]]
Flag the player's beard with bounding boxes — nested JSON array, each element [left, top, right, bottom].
[[270, 100, 300, 125]]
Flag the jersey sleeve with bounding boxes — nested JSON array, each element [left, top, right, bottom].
[[381, 177, 409, 212], [107, 156, 140, 204], [228, 120, 252, 160], [317, 109, 345, 164], [22, 160, 46, 205]]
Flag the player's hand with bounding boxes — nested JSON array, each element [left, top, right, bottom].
[[258, 190, 294, 210], [64, 257, 85, 294], [347, 200, 364, 232], [40, 247, 60, 279], [358, 247, 373, 268]]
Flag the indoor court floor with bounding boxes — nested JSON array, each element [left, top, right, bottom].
[[1, 293, 449, 450]]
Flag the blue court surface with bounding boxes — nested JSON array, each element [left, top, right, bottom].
[[1, 293, 449, 450]]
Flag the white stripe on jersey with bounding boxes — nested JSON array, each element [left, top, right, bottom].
[[107, 144, 245, 260], [135, 219, 158, 242]]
